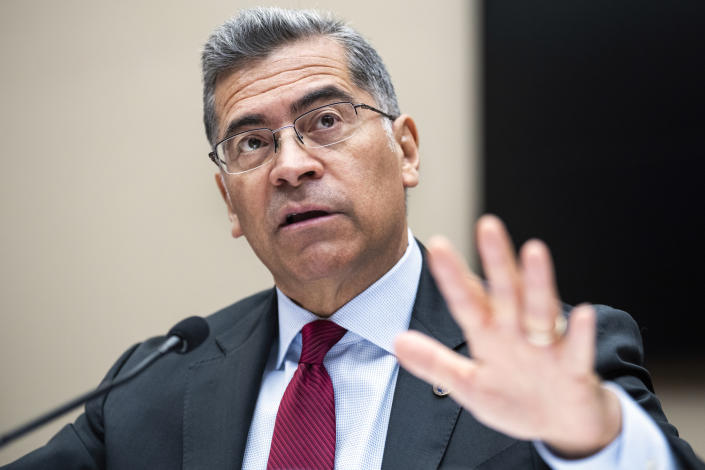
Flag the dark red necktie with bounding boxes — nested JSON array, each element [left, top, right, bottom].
[[267, 320, 347, 470]]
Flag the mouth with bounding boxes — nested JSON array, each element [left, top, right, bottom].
[[281, 210, 333, 228]]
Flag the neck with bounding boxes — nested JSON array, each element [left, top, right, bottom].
[[275, 231, 410, 316]]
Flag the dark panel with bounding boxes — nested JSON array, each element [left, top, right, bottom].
[[483, 0, 705, 357]]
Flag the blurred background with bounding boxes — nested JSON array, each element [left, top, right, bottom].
[[0, 0, 702, 465], [483, 0, 704, 459]]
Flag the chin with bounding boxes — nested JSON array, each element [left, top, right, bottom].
[[290, 244, 360, 280]]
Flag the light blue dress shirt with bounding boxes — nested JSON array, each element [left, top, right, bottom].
[[242, 231, 421, 470], [242, 232, 676, 469]]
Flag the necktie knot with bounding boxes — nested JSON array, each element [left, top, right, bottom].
[[299, 320, 347, 365]]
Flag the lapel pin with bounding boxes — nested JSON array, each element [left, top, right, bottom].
[[432, 384, 450, 397]]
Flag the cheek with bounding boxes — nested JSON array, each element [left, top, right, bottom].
[[362, 141, 404, 190], [349, 145, 406, 216], [227, 180, 268, 229]]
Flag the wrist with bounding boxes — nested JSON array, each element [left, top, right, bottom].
[[544, 385, 622, 459]]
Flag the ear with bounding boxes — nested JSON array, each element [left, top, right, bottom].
[[214, 173, 244, 238], [393, 115, 420, 188]]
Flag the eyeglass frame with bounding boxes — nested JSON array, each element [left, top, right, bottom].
[[208, 101, 398, 175]]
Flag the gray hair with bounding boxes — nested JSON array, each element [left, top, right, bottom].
[[201, 7, 400, 146]]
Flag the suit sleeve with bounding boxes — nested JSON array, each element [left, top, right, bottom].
[[591, 305, 704, 470], [1, 343, 141, 470]]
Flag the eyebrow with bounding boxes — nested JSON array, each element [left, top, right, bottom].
[[222, 114, 267, 140], [290, 86, 356, 115], [221, 86, 356, 140]]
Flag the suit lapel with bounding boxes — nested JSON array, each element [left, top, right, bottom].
[[381, 254, 519, 469], [182, 291, 278, 470], [381, 257, 465, 469]]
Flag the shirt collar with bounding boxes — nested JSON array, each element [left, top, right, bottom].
[[275, 229, 423, 368]]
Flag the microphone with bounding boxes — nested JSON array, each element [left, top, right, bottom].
[[0, 316, 209, 448]]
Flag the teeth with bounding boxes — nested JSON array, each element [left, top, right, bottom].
[[286, 213, 296, 225]]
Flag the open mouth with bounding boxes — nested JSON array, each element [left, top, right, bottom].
[[283, 210, 331, 227]]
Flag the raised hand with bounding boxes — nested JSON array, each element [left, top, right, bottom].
[[395, 215, 622, 458]]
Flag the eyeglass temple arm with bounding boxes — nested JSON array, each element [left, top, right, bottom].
[[208, 151, 224, 169], [355, 103, 398, 121]]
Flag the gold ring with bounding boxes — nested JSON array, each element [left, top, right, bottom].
[[526, 315, 567, 346]]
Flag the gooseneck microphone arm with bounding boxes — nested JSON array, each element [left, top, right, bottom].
[[0, 316, 209, 449]]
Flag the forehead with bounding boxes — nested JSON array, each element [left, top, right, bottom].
[[214, 36, 365, 138]]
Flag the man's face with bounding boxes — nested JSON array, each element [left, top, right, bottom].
[[213, 36, 419, 307]]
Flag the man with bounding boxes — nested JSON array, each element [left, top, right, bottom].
[[3, 7, 703, 470]]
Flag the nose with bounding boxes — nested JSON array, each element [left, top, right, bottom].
[[268, 126, 324, 187]]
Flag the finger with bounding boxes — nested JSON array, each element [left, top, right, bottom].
[[427, 235, 491, 338], [563, 304, 596, 374], [520, 239, 561, 337], [395, 330, 477, 393], [476, 215, 522, 330]]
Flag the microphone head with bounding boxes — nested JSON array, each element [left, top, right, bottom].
[[167, 316, 210, 353]]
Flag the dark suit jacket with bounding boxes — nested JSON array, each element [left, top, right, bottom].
[[4, 259, 703, 469]]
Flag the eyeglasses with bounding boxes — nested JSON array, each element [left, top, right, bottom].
[[208, 101, 397, 175]]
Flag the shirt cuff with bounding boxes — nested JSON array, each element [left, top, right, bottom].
[[533, 382, 677, 470]]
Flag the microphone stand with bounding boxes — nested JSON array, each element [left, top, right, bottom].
[[0, 336, 181, 448]]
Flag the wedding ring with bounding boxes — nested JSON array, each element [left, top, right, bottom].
[[525, 315, 567, 346]]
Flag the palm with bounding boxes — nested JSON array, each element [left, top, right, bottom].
[[395, 215, 620, 457]]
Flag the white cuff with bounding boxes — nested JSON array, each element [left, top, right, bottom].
[[534, 382, 676, 469]]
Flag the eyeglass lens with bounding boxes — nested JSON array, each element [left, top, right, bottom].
[[217, 102, 359, 174]]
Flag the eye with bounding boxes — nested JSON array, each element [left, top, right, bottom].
[[302, 109, 344, 134], [237, 135, 268, 153], [232, 132, 272, 156], [317, 113, 339, 129]]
